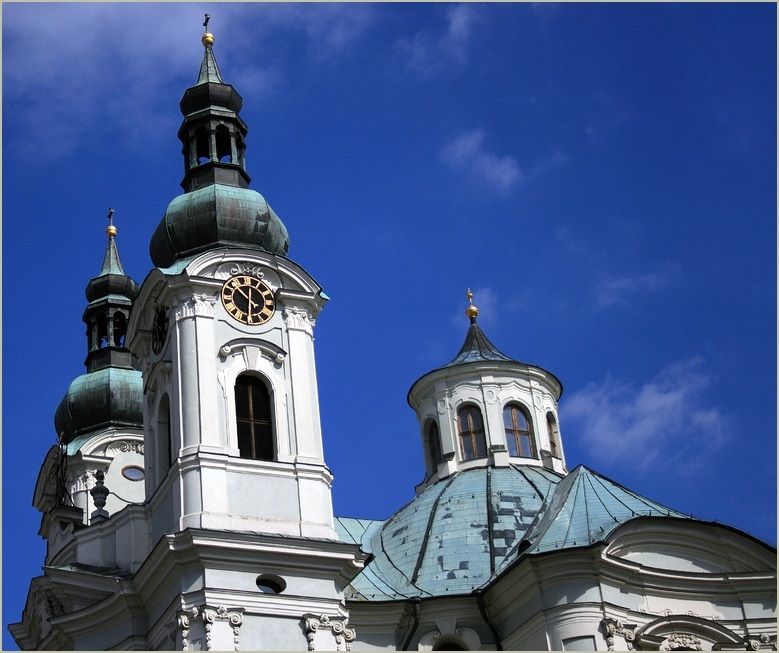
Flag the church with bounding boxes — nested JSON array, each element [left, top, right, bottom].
[[9, 24, 776, 652]]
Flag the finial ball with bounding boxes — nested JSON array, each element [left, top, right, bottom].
[[465, 288, 479, 320], [202, 32, 215, 47], [106, 225, 118, 238]]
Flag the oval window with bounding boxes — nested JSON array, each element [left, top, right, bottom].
[[256, 574, 286, 594], [121, 465, 145, 481]]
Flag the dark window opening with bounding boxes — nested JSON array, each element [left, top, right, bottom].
[[427, 420, 442, 474], [235, 375, 274, 460], [195, 127, 210, 165], [97, 315, 109, 348], [255, 574, 286, 594], [113, 312, 127, 347], [215, 125, 232, 162], [457, 405, 487, 461]]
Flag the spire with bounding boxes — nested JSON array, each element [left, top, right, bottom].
[[197, 15, 224, 84], [86, 208, 138, 305], [445, 290, 514, 367], [96, 208, 129, 278], [54, 210, 143, 444]]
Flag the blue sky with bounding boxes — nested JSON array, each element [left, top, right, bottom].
[[2, 3, 776, 647]]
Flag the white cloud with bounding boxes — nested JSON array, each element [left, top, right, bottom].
[[564, 358, 727, 471], [2, 3, 375, 159], [440, 130, 523, 193], [594, 266, 676, 308], [396, 4, 477, 78]]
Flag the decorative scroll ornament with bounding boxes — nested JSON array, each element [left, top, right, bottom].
[[177, 605, 243, 651], [32, 587, 64, 618], [601, 618, 636, 651], [228, 262, 266, 279], [119, 441, 144, 454], [638, 605, 723, 621], [660, 633, 703, 650], [304, 614, 356, 651], [283, 307, 315, 335]]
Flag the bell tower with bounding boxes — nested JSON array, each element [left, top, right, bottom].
[[124, 20, 364, 650]]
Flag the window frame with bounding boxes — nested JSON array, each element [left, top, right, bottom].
[[503, 403, 537, 458], [234, 374, 275, 461], [457, 404, 487, 461]]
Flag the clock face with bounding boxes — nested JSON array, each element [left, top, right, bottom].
[[151, 306, 168, 354], [221, 275, 275, 325]]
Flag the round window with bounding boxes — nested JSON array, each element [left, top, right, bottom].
[[256, 574, 286, 594], [121, 465, 145, 481]]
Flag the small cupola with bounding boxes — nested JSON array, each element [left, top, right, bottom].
[[408, 291, 566, 491], [54, 210, 143, 443], [149, 17, 290, 268]]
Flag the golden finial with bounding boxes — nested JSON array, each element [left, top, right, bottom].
[[106, 208, 117, 238], [202, 14, 214, 47], [465, 288, 479, 321]]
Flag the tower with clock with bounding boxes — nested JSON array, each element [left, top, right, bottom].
[[121, 27, 365, 649]]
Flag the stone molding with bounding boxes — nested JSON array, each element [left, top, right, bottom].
[[303, 613, 355, 651]]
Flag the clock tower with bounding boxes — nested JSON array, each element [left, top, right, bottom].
[[123, 24, 364, 650]]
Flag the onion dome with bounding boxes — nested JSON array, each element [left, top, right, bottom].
[[149, 20, 290, 268], [55, 211, 143, 444], [150, 184, 289, 268]]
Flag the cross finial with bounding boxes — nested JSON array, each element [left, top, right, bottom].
[[203, 14, 210, 30], [465, 288, 479, 321], [106, 208, 117, 238]]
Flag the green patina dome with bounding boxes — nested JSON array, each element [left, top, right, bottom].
[[54, 367, 143, 444], [149, 184, 290, 268]]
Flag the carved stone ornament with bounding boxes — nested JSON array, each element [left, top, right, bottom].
[[32, 587, 64, 619], [174, 292, 218, 319], [601, 618, 636, 651], [660, 633, 703, 650], [639, 605, 723, 621], [283, 306, 315, 335], [748, 634, 777, 651], [177, 605, 244, 651], [304, 613, 356, 651], [228, 262, 266, 279], [118, 440, 144, 454]]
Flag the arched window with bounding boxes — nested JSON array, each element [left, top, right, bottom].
[[457, 405, 487, 461], [427, 420, 442, 474], [235, 375, 274, 460], [546, 412, 560, 458], [195, 126, 210, 165], [504, 404, 536, 458], [112, 311, 127, 347], [215, 124, 232, 162]]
